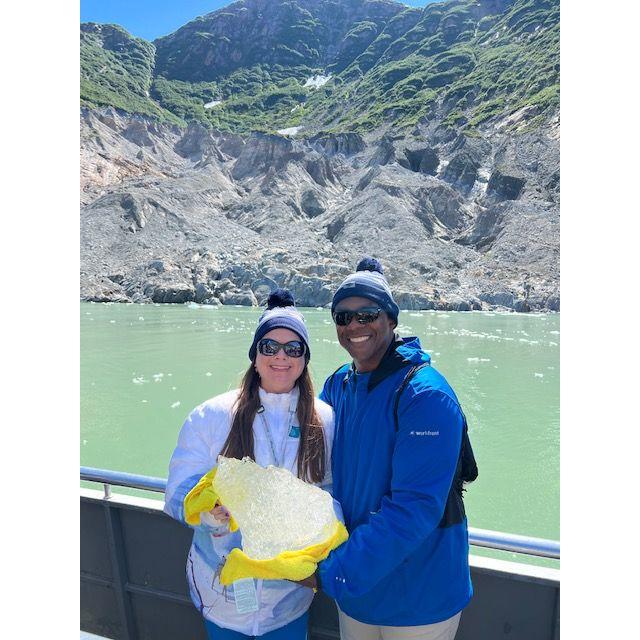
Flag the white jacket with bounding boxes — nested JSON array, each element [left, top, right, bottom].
[[164, 386, 335, 635]]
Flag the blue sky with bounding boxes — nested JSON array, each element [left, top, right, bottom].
[[80, 0, 437, 41]]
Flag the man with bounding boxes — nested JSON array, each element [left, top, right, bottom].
[[310, 257, 473, 640]]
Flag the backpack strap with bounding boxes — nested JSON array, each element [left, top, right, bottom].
[[393, 362, 430, 432], [459, 412, 478, 483]]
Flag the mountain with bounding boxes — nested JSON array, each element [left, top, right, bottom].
[[80, 0, 559, 311]]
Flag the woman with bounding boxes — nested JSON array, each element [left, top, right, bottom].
[[164, 289, 334, 640]]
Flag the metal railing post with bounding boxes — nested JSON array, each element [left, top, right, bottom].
[[103, 500, 138, 640]]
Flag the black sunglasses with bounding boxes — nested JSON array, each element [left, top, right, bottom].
[[257, 338, 306, 358], [332, 307, 382, 327]]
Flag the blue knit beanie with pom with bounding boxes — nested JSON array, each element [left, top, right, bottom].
[[248, 289, 311, 361], [331, 257, 399, 324]]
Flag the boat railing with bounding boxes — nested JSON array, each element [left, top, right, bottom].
[[80, 466, 560, 560]]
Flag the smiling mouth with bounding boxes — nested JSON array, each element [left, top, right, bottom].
[[269, 365, 291, 371], [348, 335, 371, 343]]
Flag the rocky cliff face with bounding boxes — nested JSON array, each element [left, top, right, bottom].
[[81, 104, 559, 311]]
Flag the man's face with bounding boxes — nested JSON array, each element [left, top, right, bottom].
[[333, 296, 396, 372]]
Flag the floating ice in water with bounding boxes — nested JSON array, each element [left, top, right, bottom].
[[82, 439, 88, 445], [132, 377, 147, 384], [171, 401, 181, 408], [467, 357, 490, 363], [549, 341, 558, 346], [550, 331, 560, 335], [213, 457, 337, 559], [138, 317, 144, 321], [153, 373, 164, 382], [534, 373, 544, 378], [204, 99, 222, 109], [142, 400, 148, 403], [110, 320, 116, 324], [206, 372, 212, 377], [304, 74, 331, 88]]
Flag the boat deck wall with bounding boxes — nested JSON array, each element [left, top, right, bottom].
[[81, 491, 559, 640]]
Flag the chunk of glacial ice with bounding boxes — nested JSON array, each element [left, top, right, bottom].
[[213, 456, 337, 560]]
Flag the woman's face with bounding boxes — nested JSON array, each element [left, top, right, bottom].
[[255, 327, 306, 394]]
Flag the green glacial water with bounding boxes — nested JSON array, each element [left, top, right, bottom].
[[80, 302, 559, 567]]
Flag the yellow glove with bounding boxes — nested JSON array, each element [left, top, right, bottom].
[[183, 467, 219, 526], [183, 467, 238, 531], [219, 520, 348, 585]]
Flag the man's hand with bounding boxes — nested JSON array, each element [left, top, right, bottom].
[[292, 573, 318, 590]]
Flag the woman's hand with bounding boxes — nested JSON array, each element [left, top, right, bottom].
[[210, 504, 231, 523]]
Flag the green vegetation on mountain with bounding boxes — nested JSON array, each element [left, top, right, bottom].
[[80, 23, 181, 124], [80, 0, 559, 134]]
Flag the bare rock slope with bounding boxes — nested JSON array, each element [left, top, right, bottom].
[[81, 107, 559, 311]]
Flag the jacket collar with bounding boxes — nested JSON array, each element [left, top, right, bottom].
[[344, 334, 413, 391], [367, 334, 413, 391]]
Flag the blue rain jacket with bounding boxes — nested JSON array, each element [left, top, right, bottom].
[[318, 336, 472, 626]]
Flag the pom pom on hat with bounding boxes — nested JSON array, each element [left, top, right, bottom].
[[356, 257, 384, 274], [331, 256, 399, 324], [267, 288, 295, 309]]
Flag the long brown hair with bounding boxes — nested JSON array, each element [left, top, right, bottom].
[[220, 363, 326, 483]]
